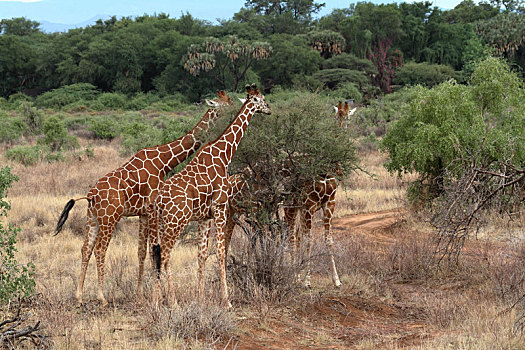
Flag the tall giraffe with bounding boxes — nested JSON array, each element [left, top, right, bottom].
[[55, 91, 233, 306], [149, 84, 271, 307]]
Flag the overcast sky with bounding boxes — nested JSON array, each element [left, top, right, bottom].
[[0, 0, 465, 25]]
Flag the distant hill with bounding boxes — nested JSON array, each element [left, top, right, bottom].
[[38, 15, 112, 33]]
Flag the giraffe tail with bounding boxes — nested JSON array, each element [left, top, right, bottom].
[[54, 197, 87, 236]]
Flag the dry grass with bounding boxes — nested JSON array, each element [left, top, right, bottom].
[[3, 138, 525, 349], [335, 149, 416, 216]]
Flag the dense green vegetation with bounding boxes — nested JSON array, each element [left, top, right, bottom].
[[0, 0, 523, 102], [0, 166, 35, 304]]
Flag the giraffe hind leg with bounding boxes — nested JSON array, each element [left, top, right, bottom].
[[93, 208, 123, 306], [76, 211, 98, 305]]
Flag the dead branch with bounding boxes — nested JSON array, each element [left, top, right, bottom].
[[0, 304, 47, 349]]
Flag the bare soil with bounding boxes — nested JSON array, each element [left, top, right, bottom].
[[227, 209, 434, 350]]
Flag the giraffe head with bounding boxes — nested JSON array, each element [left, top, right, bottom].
[[205, 91, 234, 108], [333, 100, 357, 127], [239, 84, 271, 115]]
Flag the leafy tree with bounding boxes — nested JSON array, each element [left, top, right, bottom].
[[183, 35, 272, 91], [381, 57, 524, 195], [393, 62, 459, 87], [0, 17, 40, 36], [255, 34, 321, 89], [0, 35, 35, 97], [306, 30, 345, 58], [0, 166, 35, 304], [476, 12, 525, 59], [241, 0, 325, 34]]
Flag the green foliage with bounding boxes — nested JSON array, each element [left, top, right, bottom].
[[0, 166, 36, 304], [88, 115, 120, 140], [381, 57, 525, 183], [393, 62, 459, 87], [332, 82, 363, 102], [233, 91, 358, 187], [0, 113, 26, 143], [5, 145, 44, 166], [41, 115, 78, 151], [256, 34, 321, 89], [19, 101, 43, 133], [35, 83, 99, 109], [313, 68, 369, 89], [96, 92, 128, 110], [120, 121, 162, 155], [183, 35, 272, 91]]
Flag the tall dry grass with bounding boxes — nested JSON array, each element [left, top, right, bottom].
[[3, 138, 525, 348]]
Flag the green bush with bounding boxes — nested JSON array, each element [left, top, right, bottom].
[[8, 92, 32, 107], [19, 101, 43, 133], [128, 93, 161, 110], [393, 62, 459, 87], [331, 82, 363, 102], [5, 145, 44, 166], [88, 115, 120, 140], [0, 113, 27, 143], [0, 166, 35, 304], [41, 115, 78, 151], [35, 83, 99, 109], [96, 92, 128, 110], [120, 121, 162, 155], [381, 57, 524, 187]]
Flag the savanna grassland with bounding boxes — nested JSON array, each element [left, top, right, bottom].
[[1, 90, 525, 349]]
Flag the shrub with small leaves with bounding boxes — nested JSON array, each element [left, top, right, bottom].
[[0, 166, 36, 304]]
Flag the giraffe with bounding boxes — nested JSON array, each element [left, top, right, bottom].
[[149, 84, 271, 307], [333, 100, 357, 128], [283, 101, 353, 288], [221, 102, 350, 289], [54, 91, 233, 306]]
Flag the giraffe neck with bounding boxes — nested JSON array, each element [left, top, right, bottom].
[[158, 108, 220, 174], [213, 101, 256, 166]]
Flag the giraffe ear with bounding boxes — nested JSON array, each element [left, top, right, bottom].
[[349, 107, 357, 116], [206, 99, 219, 107], [333, 106, 338, 113], [238, 98, 247, 104]]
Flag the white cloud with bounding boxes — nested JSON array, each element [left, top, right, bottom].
[[0, 0, 43, 2]]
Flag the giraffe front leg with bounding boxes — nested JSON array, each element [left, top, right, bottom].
[[303, 209, 314, 289], [323, 201, 341, 288], [213, 203, 231, 309], [197, 220, 212, 302], [76, 212, 98, 305]]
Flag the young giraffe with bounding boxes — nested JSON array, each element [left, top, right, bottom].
[[149, 84, 271, 307], [55, 91, 233, 306]]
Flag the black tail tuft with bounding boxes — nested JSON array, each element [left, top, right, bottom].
[[55, 199, 75, 236], [152, 244, 161, 279]]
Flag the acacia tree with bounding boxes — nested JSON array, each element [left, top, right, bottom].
[[381, 57, 525, 261], [183, 35, 272, 91]]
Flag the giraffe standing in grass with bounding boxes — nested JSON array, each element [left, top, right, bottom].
[[149, 84, 271, 307], [283, 101, 355, 288], [55, 91, 232, 306], [221, 102, 351, 289]]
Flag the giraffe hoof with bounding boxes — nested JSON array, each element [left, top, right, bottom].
[[335, 281, 342, 289]]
